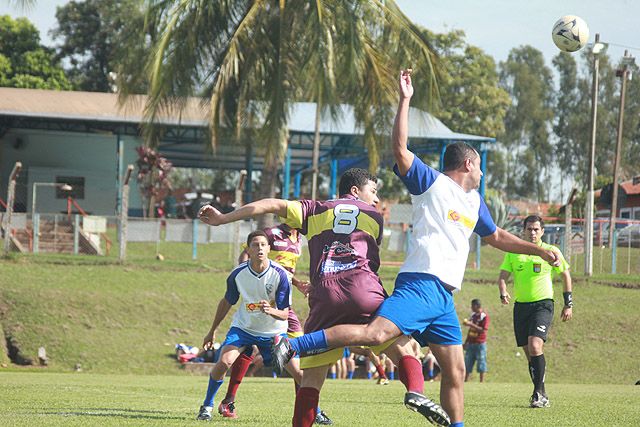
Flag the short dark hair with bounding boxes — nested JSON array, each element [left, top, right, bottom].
[[523, 215, 544, 229], [443, 142, 479, 171], [246, 230, 269, 246], [338, 168, 377, 196], [471, 299, 481, 307]]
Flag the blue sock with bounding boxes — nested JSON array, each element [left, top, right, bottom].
[[316, 407, 321, 415], [451, 422, 464, 427], [367, 372, 372, 379], [290, 330, 327, 354], [272, 371, 277, 378], [428, 369, 434, 378], [388, 372, 394, 380], [347, 371, 354, 379], [329, 372, 336, 379], [203, 377, 223, 407]]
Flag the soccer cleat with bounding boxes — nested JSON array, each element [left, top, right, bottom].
[[314, 410, 333, 425], [377, 377, 390, 385], [271, 336, 296, 375], [218, 401, 238, 418], [529, 392, 550, 408], [404, 392, 451, 426], [196, 405, 213, 421]]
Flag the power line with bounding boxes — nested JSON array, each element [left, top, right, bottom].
[[607, 42, 640, 52]]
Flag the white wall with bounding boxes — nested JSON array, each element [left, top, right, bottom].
[[1, 128, 142, 215]]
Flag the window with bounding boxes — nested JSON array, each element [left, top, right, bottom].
[[620, 208, 631, 219], [56, 176, 85, 199]]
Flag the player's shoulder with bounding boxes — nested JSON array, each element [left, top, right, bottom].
[[540, 242, 562, 253], [228, 261, 249, 279], [269, 260, 290, 277]]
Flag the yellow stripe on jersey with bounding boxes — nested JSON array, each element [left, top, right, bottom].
[[270, 250, 299, 271], [306, 209, 380, 242], [299, 338, 395, 369], [282, 201, 304, 229], [447, 209, 475, 230]]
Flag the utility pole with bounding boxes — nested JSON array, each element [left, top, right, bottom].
[[584, 34, 607, 276], [608, 50, 635, 247]]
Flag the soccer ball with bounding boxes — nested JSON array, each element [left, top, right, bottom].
[[552, 15, 589, 52]]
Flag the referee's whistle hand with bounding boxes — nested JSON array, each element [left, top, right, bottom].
[[542, 249, 561, 267]]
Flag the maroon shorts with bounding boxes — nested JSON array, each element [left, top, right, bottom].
[[287, 307, 303, 334], [303, 270, 386, 333]]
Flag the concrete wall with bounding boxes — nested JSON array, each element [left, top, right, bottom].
[[0, 128, 142, 216]]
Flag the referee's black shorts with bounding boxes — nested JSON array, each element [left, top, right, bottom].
[[513, 299, 554, 347]]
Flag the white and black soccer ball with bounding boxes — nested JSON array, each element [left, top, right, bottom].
[[552, 15, 589, 52]]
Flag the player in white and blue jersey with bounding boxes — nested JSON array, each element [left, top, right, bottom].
[[272, 70, 562, 427], [196, 230, 292, 421]]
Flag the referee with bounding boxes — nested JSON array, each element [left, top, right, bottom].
[[497, 215, 573, 409]]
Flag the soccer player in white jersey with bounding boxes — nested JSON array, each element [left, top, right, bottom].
[[272, 70, 562, 427], [196, 230, 292, 421]]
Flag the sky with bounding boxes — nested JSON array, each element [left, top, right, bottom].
[[1, 0, 638, 66]]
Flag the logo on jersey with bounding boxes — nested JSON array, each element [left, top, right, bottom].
[[246, 300, 276, 312], [446, 209, 475, 230], [321, 241, 358, 274], [273, 240, 288, 248], [537, 325, 546, 333], [265, 282, 274, 295], [533, 263, 541, 273]]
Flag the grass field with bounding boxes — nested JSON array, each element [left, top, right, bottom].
[[1, 242, 640, 426], [0, 373, 639, 426]]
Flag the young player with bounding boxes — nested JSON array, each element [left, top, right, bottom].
[[196, 230, 292, 421], [219, 224, 332, 425]]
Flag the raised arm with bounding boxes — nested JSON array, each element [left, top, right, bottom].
[[483, 227, 561, 266], [392, 69, 415, 176], [199, 198, 288, 226]]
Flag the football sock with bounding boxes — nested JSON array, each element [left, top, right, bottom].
[[329, 372, 336, 379], [203, 376, 223, 407], [347, 370, 354, 379], [375, 363, 387, 379], [293, 387, 320, 427], [367, 371, 373, 379], [290, 330, 328, 354], [398, 355, 424, 393], [428, 368, 434, 379], [451, 422, 464, 427], [529, 354, 546, 394], [388, 371, 394, 380], [224, 353, 253, 402]]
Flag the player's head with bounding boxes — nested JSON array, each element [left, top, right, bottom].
[[523, 215, 545, 244], [471, 298, 482, 312], [246, 230, 270, 261], [339, 168, 379, 207], [443, 142, 482, 190]]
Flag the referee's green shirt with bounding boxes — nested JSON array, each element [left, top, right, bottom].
[[499, 241, 569, 303]]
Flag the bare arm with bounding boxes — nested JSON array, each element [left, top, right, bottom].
[[560, 270, 573, 322], [392, 70, 415, 176], [482, 227, 560, 266], [238, 249, 249, 264], [259, 300, 289, 321], [199, 198, 288, 226], [498, 270, 511, 304], [202, 298, 233, 349]]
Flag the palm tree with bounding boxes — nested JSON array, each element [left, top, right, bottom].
[[137, 1, 439, 209]]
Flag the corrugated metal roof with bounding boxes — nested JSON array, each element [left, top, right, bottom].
[[0, 87, 494, 142], [0, 87, 208, 126]]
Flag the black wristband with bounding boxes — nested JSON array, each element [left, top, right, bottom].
[[563, 292, 573, 308]]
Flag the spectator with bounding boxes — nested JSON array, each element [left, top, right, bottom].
[[462, 299, 489, 382]]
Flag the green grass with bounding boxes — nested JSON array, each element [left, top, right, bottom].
[[0, 373, 638, 426]]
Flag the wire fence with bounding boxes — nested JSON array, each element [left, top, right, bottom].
[[3, 179, 639, 275]]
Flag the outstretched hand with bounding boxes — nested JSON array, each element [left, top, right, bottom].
[[199, 204, 224, 226], [399, 69, 414, 99], [541, 249, 562, 267]]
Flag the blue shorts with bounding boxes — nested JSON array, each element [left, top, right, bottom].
[[221, 327, 286, 366], [464, 342, 487, 373], [376, 272, 462, 346]]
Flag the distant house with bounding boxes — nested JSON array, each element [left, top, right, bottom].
[[506, 199, 560, 219], [595, 177, 640, 220]]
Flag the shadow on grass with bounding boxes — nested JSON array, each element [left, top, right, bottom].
[[40, 407, 184, 420]]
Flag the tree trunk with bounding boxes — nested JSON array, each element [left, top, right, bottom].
[[256, 129, 288, 229], [311, 102, 322, 200]]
